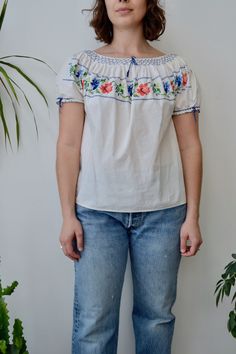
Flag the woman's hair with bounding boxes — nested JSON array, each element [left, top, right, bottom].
[[81, 0, 166, 44]]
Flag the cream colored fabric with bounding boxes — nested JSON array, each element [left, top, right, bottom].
[[56, 49, 201, 212]]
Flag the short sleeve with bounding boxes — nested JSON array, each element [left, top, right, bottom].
[[56, 54, 84, 107], [172, 60, 201, 119]]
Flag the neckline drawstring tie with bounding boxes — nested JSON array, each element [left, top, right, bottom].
[[126, 56, 138, 77]]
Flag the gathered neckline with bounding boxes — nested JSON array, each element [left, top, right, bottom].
[[84, 49, 177, 66]]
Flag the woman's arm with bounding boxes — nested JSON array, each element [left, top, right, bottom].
[[172, 112, 203, 256], [55, 102, 85, 260]]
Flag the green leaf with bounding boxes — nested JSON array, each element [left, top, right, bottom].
[[216, 287, 222, 307], [9, 77, 39, 141], [0, 94, 12, 149], [214, 282, 223, 294], [0, 0, 8, 32], [0, 339, 7, 354], [228, 311, 236, 333], [224, 281, 231, 296], [215, 279, 224, 286], [0, 60, 49, 107], [224, 261, 235, 270], [0, 299, 10, 345], [0, 54, 56, 74], [220, 286, 225, 302], [227, 263, 236, 274], [8, 344, 20, 354], [2, 281, 18, 296], [12, 319, 28, 353], [0, 77, 20, 148], [0, 66, 19, 102]]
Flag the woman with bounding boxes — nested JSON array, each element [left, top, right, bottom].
[[55, 0, 203, 353]]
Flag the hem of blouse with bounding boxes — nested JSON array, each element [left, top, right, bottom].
[[75, 200, 187, 213], [172, 106, 200, 116]]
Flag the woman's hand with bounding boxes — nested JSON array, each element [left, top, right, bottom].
[[180, 218, 203, 257], [59, 216, 84, 261]]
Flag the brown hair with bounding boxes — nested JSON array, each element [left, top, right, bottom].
[[81, 0, 166, 44]]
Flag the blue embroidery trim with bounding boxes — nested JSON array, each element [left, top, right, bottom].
[[56, 97, 84, 107], [172, 106, 200, 121], [83, 94, 176, 103], [84, 49, 177, 66], [173, 106, 200, 114]]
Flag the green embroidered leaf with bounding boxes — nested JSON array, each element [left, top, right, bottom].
[[115, 83, 124, 95], [84, 81, 90, 90], [152, 83, 161, 94]]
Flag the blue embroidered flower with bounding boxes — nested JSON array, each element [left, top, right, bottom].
[[91, 77, 100, 90], [128, 84, 133, 96], [163, 80, 171, 94], [75, 68, 83, 79], [175, 74, 182, 88]]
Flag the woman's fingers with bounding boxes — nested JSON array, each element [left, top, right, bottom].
[[180, 221, 203, 257], [75, 228, 84, 252], [60, 217, 84, 261], [63, 240, 81, 260]]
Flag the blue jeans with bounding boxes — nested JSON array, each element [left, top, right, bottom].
[[72, 202, 187, 354]]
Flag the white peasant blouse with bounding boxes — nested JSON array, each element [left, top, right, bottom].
[[56, 49, 201, 212]]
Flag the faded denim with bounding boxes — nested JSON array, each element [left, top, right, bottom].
[[72, 202, 187, 354]]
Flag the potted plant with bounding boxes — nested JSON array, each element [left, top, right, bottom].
[[0, 277, 29, 353], [214, 253, 236, 338]]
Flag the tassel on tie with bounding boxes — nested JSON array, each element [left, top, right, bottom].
[[126, 56, 138, 77]]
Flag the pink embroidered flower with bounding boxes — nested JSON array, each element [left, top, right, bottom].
[[100, 82, 113, 94], [81, 79, 85, 89], [136, 83, 150, 96], [182, 72, 188, 86]]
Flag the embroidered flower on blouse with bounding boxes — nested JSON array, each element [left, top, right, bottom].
[[91, 77, 100, 90], [175, 75, 182, 88], [81, 79, 85, 90], [75, 68, 83, 79], [136, 83, 151, 96], [163, 80, 171, 94], [100, 82, 113, 94], [182, 72, 188, 86], [127, 84, 134, 96], [70, 61, 189, 101]]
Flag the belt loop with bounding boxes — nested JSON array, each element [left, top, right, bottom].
[[127, 212, 132, 228]]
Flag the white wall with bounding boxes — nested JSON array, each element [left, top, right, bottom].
[[0, 0, 235, 353]]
